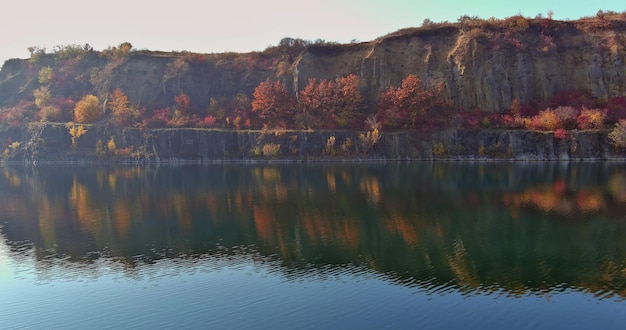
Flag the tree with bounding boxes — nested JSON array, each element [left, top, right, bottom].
[[67, 124, 88, 147], [108, 88, 139, 125], [251, 79, 296, 128], [298, 74, 364, 129], [298, 78, 326, 128], [168, 91, 197, 127], [174, 91, 192, 116], [118, 42, 132, 55], [376, 74, 445, 130], [396, 75, 429, 126], [334, 74, 364, 128], [74, 94, 101, 123], [34, 86, 64, 122]]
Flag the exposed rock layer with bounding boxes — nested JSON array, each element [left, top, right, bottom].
[[0, 124, 622, 163]]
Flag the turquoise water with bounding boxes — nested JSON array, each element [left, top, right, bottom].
[[1, 163, 626, 329]]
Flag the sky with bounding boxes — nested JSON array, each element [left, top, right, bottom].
[[0, 0, 624, 65]]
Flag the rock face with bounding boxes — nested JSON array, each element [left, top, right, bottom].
[[293, 19, 626, 112], [1, 16, 626, 113], [0, 124, 622, 163]]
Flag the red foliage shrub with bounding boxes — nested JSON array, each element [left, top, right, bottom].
[[0, 101, 35, 127], [459, 110, 484, 129], [552, 106, 579, 130], [554, 128, 568, 141], [174, 91, 193, 116], [502, 114, 526, 129], [203, 115, 217, 127], [541, 90, 602, 110], [152, 107, 172, 126], [605, 96, 626, 124], [519, 103, 538, 117], [226, 108, 252, 130]]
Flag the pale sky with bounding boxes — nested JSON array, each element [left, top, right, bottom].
[[0, 0, 624, 64]]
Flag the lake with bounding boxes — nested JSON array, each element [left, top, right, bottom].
[[1, 162, 626, 329]]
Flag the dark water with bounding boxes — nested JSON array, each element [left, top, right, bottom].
[[1, 162, 626, 329]]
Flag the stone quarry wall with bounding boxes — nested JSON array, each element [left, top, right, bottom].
[[0, 124, 622, 163]]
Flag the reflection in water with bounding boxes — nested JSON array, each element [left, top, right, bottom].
[[1, 163, 626, 301]]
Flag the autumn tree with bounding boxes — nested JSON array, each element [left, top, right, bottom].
[[74, 94, 101, 123], [108, 88, 139, 125], [376, 74, 446, 130], [251, 79, 296, 128], [168, 91, 196, 127], [205, 97, 226, 127], [66, 124, 87, 147], [334, 74, 364, 128], [608, 120, 626, 150], [33, 86, 64, 122], [297, 79, 326, 128], [33, 86, 51, 108], [226, 92, 252, 130], [174, 91, 192, 116], [298, 74, 365, 129]]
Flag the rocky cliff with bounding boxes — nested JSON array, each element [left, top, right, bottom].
[[0, 123, 621, 163], [1, 15, 626, 113]]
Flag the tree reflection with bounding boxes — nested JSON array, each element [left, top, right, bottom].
[[1, 163, 626, 298]]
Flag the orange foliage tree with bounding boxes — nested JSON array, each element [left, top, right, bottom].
[[577, 108, 606, 129], [376, 74, 446, 130], [251, 79, 296, 128], [167, 91, 198, 127], [298, 74, 364, 129], [74, 94, 101, 123], [108, 88, 139, 125], [174, 91, 192, 116]]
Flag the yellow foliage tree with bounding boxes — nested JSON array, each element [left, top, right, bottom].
[[107, 137, 117, 154], [608, 120, 626, 150], [74, 94, 101, 123], [67, 124, 88, 147]]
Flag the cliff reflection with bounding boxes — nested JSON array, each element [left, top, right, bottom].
[[1, 163, 626, 298]]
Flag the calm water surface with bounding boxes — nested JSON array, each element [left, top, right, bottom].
[[1, 162, 626, 329]]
